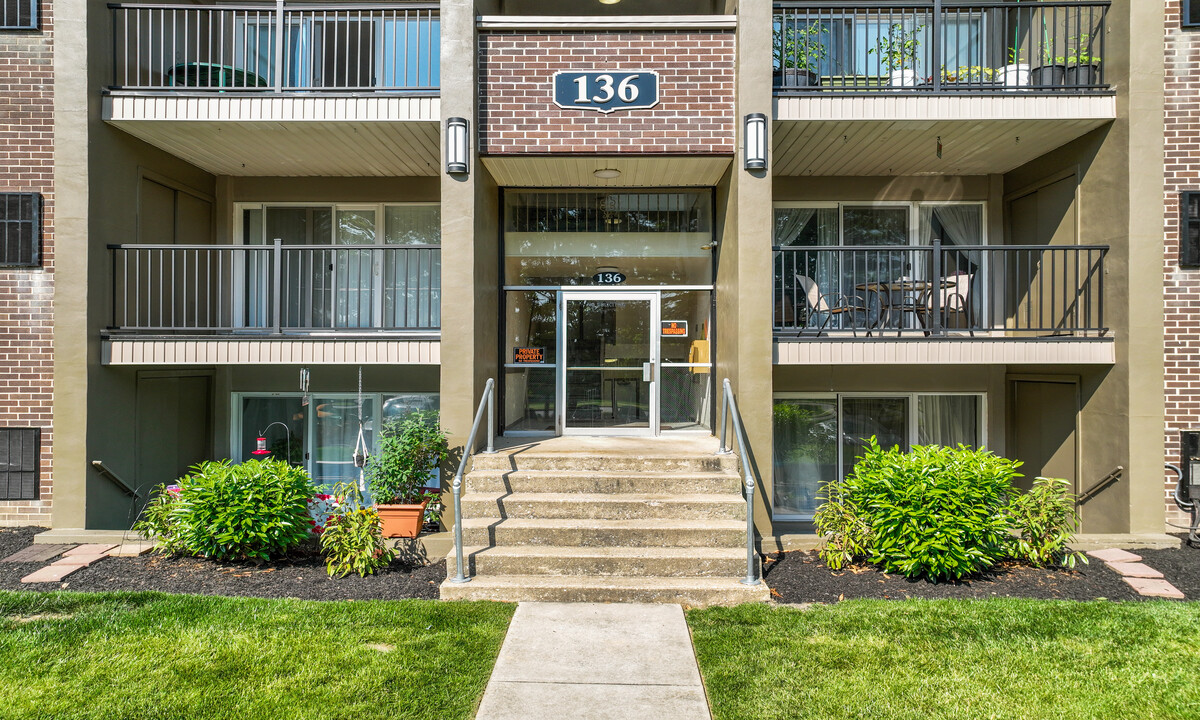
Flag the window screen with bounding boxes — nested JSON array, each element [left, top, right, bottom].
[[1187, 0, 1200, 29], [1181, 192, 1200, 267], [0, 193, 41, 267], [0, 0, 37, 30], [0, 428, 40, 500]]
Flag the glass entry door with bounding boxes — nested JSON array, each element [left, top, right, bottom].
[[560, 292, 659, 435]]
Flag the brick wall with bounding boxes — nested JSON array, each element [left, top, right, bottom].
[[0, 1, 53, 527], [479, 31, 735, 155]]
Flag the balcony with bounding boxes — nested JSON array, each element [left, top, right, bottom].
[[772, 243, 1114, 365], [103, 2, 441, 176], [103, 243, 441, 365], [771, 1, 1116, 176]]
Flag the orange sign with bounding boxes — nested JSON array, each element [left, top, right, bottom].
[[661, 321, 689, 337], [513, 347, 545, 364]]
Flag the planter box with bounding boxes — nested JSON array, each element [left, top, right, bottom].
[[1065, 64, 1100, 88], [774, 68, 818, 88], [1031, 64, 1067, 88], [377, 498, 431, 539]]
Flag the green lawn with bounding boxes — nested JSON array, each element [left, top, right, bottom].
[[688, 600, 1200, 720], [0, 592, 514, 720]]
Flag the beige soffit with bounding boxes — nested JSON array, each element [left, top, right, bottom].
[[103, 94, 440, 177], [773, 339, 1116, 365], [103, 339, 441, 366], [477, 15, 737, 30], [773, 94, 1115, 177], [481, 155, 732, 187]]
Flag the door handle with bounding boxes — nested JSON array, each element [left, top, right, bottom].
[[643, 361, 655, 383]]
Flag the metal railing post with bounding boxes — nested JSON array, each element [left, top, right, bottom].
[[931, 0, 942, 92], [273, 0, 284, 92], [716, 378, 731, 455], [485, 384, 495, 454], [930, 237, 942, 335], [450, 377, 496, 584], [271, 238, 282, 334]]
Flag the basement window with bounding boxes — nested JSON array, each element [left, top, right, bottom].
[[0, 428, 40, 501], [0, 0, 37, 30], [0, 193, 41, 267], [1182, 193, 1200, 267], [1187, 0, 1200, 29]]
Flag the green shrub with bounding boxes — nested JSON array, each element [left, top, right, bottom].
[[1007, 476, 1087, 569], [366, 411, 448, 505], [133, 485, 185, 554], [319, 482, 395, 578], [814, 480, 871, 571], [817, 439, 1023, 580], [167, 458, 315, 561]]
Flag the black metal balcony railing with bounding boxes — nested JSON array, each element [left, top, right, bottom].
[[109, 2, 440, 92], [109, 243, 441, 334], [773, 244, 1107, 337], [773, 1, 1109, 93]]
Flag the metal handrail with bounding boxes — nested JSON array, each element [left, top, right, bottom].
[[449, 378, 496, 584], [716, 378, 761, 587], [92, 460, 144, 501]]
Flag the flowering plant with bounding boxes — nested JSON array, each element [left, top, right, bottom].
[[306, 493, 340, 535], [319, 482, 395, 577]]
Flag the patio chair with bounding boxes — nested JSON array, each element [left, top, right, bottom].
[[794, 274, 868, 337], [917, 272, 974, 336]]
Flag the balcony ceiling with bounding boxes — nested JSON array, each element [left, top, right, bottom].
[[773, 95, 1115, 176], [481, 155, 733, 187], [103, 95, 440, 177]]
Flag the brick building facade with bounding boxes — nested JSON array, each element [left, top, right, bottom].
[[479, 31, 735, 155], [0, 0, 54, 526], [1165, 0, 1199, 527]]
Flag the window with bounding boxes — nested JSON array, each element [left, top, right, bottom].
[[0, 0, 36, 30], [1181, 192, 1200, 267], [1187, 0, 1200, 29], [0, 428, 40, 500], [234, 392, 438, 491], [772, 393, 984, 520], [0, 192, 40, 267]]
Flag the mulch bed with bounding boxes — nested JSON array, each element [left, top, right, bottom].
[[0, 526, 445, 601], [763, 544, 1200, 603]]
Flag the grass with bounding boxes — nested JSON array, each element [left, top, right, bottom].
[[688, 600, 1200, 720], [0, 591, 514, 720]]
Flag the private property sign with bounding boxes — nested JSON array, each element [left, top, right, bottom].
[[553, 71, 660, 114], [513, 347, 545, 364]]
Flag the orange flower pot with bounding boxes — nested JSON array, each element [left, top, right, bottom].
[[376, 498, 430, 539]]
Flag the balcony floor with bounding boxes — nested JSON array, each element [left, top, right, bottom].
[[103, 93, 440, 176]]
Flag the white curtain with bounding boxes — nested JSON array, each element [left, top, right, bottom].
[[917, 395, 980, 448], [774, 208, 818, 246], [934, 205, 983, 245]]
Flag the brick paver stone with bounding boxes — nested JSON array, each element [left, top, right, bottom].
[[0, 544, 74, 563], [107, 543, 154, 557], [20, 565, 81, 583], [63, 544, 116, 556], [1123, 577, 1185, 599], [51, 554, 107, 567], [1105, 562, 1165, 579], [1085, 548, 1142, 563]]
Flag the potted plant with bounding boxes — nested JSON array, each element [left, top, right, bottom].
[[999, 48, 1030, 88], [1064, 33, 1102, 87], [773, 22, 828, 88], [1031, 25, 1066, 87], [366, 410, 448, 538], [938, 65, 996, 87], [869, 23, 924, 88]]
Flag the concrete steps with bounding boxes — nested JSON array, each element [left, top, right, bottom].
[[439, 437, 768, 606], [448, 546, 749, 578], [441, 575, 768, 606], [459, 492, 746, 521]]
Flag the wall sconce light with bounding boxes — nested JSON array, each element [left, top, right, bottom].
[[744, 113, 768, 171], [446, 117, 469, 175]]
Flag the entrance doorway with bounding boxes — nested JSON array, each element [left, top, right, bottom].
[[562, 292, 659, 435]]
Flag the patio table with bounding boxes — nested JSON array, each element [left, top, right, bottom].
[[855, 279, 952, 335]]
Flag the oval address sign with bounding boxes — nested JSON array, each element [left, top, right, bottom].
[[553, 71, 660, 114], [592, 271, 627, 285]]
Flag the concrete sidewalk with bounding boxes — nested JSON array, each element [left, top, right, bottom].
[[475, 602, 712, 720]]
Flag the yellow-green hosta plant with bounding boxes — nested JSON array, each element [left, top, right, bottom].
[[320, 482, 396, 578]]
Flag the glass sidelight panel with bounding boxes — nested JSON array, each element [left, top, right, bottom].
[[563, 296, 654, 431], [504, 367, 557, 433], [311, 395, 376, 488], [773, 398, 839, 520], [841, 396, 909, 478], [334, 208, 377, 328]]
